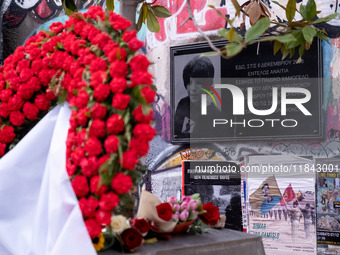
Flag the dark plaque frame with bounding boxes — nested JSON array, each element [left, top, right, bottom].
[[170, 40, 323, 143]]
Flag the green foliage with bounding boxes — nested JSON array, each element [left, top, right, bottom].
[[138, 2, 171, 32]]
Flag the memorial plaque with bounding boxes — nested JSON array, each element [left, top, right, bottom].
[[170, 40, 323, 143]]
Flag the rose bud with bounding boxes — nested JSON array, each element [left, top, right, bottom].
[[168, 196, 176, 204], [179, 210, 189, 222], [188, 200, 198, 210]]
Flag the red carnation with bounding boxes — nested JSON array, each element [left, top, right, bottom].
[[90, 57, 107, 73], [0, 143, 6, 157], [85, 218, 102, 239], [19, 68, 33, 82], [71, 175, 89, 197], [129, 138, 149, 157], [133, 123, 156, 142], [141, 86, 156, 103], [109, 60, 128, 78], [104, 135, 119, 154], [112, 93, 130, 110], [128, 37, 144, 51], [23, 102, 39, 120], [74, 89, 89, 109], [17, 82, 35, 101], [109, 77, 127, 94], [120, 150, 138, 170], [130, 218, 150, 235], [93, 84, 110, 102], [77, 108, 90, 127], [49, 21, 64, 33], [132, 105, 153, 123], [91, 103, 107, 119], [79, 196, 99, 218], [89, 119, 106, 138], [129, 55, 149, 72], [198, 202, 220, 226], [122, 30, 137, 43], [0, 103, 9, 118], [0, 89, 12, 102], [131, 71, 153, 87], [111, 173, 132, 194], [70, 147, 85, 166], [106, 114, 124, 134], [0, 125, 15, 144], [99, 192, 119, 211], [120, 228, 143, 252], [8, 95, 24, 111], [90, 71, 107, 88], [80, 156, 98, 177], [84, 137, 102, 157], [95, 209, 111, 225], [9, 111, 25, 126], [35, 94, 51, 111], [156, 203, 173, 221], [90, 175, 109, 196], [108, 47, 127, 62], [66, 161, 77, 176], [76, 129, 87, 146]]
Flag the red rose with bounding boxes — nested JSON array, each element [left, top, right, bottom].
[[120, 150, 138, 170], [108, 47, 127, 62], [104, 135, 119, 154], [89, 119, 106, 138], [141, 86, 156, 103], [156, 203, 173, 221], [129, 55, 149, 72], [109, 60, 128, 78], [95, 209, 111, 225], [106, 114, 124, 134], [0, 143, 6, 157], [128, 37, 144, 51], [130, 218, 150, 234], [132, 105, 153, 123], [129, 138, 149, 157], [85, 218, 102, 239], [130, 72, 153, 88], [112, 93, 130, 110], [79, 196, 99, 218], [0, 126, 15, 144], [133, 123, 156, 142], [84, 137, 102, 157], [80, 156, 98, 177], [120, 227, 143, 252], [0, 89, 13, 102], [9, 111, 25, 126], [90, 175, 109, 196], [111, 173, 132, 194], [93, 84, 110, 102], [198, 202, 220, 226], [23, 102, 39, 120], [99, 192, 119, 211], [109, 77, 127, 94], [91, 103, 107, 119], [122, 30, 137, 43], [71, 175, 89, 197]]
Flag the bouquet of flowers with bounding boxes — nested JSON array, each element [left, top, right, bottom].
[[0, 6, 156, 252]]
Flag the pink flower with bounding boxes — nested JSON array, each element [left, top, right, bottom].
[[168, 196, 176, 204], [179, 210, 189, 222]]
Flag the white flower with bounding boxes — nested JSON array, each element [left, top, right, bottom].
[[110, 215, 129, 234]]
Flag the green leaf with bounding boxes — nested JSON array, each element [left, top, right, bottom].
[[298, 43, 305, 58], [231, 0, 241, 16], [62, 0, 77, 16], [201, 51, 219, 57], [286, 0, 296, 23], [106, 0, 114, 11], [316, 31, 329, 43], [286, 31, 303, 49], [218, 28, 227, 37], [245, 17, 270, 43], [289, 48, 295, 58], [225, 43, 243, 57], [273, 40, 281, 55], [142, 4, 148, 23], [313, 13, 339, 24], [137, 7, 144, 31], [275, 34, 297, 43], [272, 1, 286, 11], [280, 46, 289, 60], [299, 5, 307, 20], [302, 26, 316, 43], [306, 0, 317, 21], [146, 9, 160, 32], [151, 5, 171, 18]]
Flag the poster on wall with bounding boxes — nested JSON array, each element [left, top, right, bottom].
[[182, 160, 242, 231], [245, 155, 316, 254], [315, 158, 340, 254]]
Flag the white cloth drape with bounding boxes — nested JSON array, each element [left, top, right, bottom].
[[0, 104, 96, 255]]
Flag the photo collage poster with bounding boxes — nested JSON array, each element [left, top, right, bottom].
[[315, 158, 340, 254], [244, 155, 316, 255]]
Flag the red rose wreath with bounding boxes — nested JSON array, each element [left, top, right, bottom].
[[0, 5, 156, 245]]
